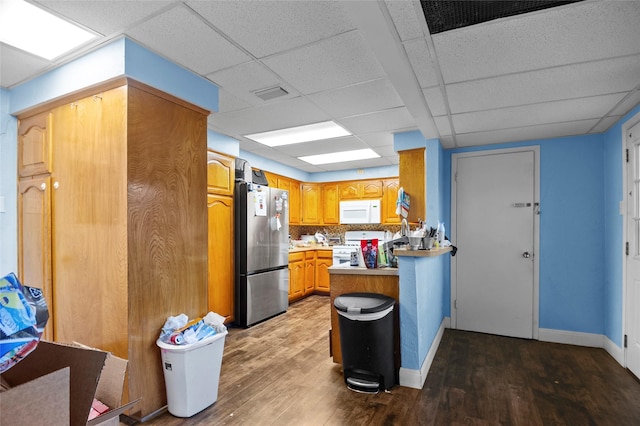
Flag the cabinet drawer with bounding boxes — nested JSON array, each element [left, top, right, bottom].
[[289, 252, 305, 262]]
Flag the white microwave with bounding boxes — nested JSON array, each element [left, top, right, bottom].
[[339, 199, 381, 224]]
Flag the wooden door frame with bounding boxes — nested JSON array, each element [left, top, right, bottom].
[[450, 146, 541, 339], [622, 111, 640, 368]]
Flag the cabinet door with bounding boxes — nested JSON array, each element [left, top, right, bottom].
[[315, 251, 332, 292], [301, 183, 321, 224], [288, 253, 305, 300], [399, 148, 426, 223], [207, 150, 234, 196], [207, 193, 234, 322], [50, 87, 129, 353], [304, 252, 315, 294], [362, 180, 383, 198], [322, 183, 339, 224], [18, 111, 52, 177], [339, 182, 360, 199], [289, 180, 301, 225], [18, 176, 53, 340], [265, 171, 278, 188], [382, 179, 401, 224]]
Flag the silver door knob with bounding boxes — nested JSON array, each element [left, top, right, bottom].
[[522, 252, 531, 258]]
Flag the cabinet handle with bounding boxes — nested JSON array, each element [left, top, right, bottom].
[[53, 181, 59, 189], [39, 183, 46, 191]]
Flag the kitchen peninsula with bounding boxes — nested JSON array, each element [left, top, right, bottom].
[[329, 246, 452, 389]]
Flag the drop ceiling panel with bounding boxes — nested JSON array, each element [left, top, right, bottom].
[[358, 132, 395, 148], [126, 5, 250, 75], [307, 78, 403, 119], [434, 116, 452, 135], [609, 89, 640, 116], [452, 93, 627, 134], [373, 145, 399, 158], [433, 1, 640, 84], [34, 1, 174, 36], [590, 116, 622, 133], [209, 97, 330, 136], [262, 31, 385, 95], [423, 87, 447, 116], [447, 55, 640, 114], [215, 88, 252, 114], [0, 44, 50, 87], [187, 0, 355, 58], [403, 39, 440, 89], [385, 0, 424, 41], [207, 61, 299, 107], [339, 107, 416, 135], [456, 119, 600, 147]]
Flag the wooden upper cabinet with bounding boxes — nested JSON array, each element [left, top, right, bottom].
[[399, 148, 426, 223], [301, 183, 321, 225], [339, 180, 383, 200], [264, 171, 278, 188], [382, 178, 401, 224], [207, 150, 235, 195], [18, 111, 52, 177], [288, 180, 301, 225], [322, 183, 339, 224]]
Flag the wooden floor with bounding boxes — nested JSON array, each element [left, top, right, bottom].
[[140, 295, 640, 425]]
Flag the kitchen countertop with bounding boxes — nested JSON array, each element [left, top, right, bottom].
[[393, 246, 452, 257], [328, 266, 399, 276], [289, 245, 333, 253]]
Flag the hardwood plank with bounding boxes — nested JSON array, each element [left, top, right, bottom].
[[138, 296, 640, 426]]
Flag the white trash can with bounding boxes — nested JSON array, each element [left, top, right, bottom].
[[156, 330, 228, 417]]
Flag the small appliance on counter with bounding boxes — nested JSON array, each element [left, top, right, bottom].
[[331, 231, 388, 268]]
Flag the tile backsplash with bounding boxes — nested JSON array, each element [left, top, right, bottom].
[[290, 224, 401, 244]]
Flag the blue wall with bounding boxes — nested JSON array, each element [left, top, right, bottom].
[[0, 89, 18, 275], [395, 131, 449, 371], [445, 135, 606, 336]]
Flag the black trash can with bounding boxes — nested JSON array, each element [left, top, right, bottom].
[[334, 292, 396, 393]]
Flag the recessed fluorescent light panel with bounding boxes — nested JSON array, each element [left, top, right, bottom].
[[0, 0, 96, 60], [245, 121, 351, 147], [299, 149, 380, 166]]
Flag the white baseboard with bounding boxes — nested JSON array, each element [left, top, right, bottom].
[[538, 328, 604, 347], [399, 318, 446, 389], [604, 335, 625, 367]]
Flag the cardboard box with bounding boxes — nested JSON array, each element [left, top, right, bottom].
[[0, 341, 137, 426]]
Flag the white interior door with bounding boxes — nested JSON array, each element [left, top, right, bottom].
[[626, 119, 640, 379], [452, 148, 539, 339]]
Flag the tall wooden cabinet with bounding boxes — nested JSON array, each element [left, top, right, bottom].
[[207, 150, 235, 323], [17, 80, 209, 420]]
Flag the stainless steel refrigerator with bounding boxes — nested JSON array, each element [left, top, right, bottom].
[[234, 175, 289, 327]]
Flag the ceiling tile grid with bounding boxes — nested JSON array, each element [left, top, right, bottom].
[[3, 0, 640, 171], [125, 5, 251, 75], [187, 0, 356, 59]]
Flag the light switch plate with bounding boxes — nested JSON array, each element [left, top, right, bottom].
[[0, 196, 4, 213]]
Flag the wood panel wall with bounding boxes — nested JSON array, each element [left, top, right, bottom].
[[126, 83, 208, 417]]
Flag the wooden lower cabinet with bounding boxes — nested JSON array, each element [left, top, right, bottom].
[[304, 251, 316, 295], [315, 250, 332, 293], [207, 193, 234, 322], [289, 252, 305, 301]]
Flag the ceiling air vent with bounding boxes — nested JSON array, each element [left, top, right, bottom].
[[420, 0, 583, 34], [254, 86, 289, 101]]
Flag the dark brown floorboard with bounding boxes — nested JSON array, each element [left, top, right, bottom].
[[138, 295, 640, 425]]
